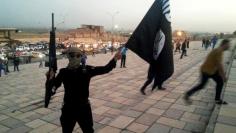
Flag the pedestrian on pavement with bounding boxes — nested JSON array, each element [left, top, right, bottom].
[[5, 55, 10, 73], [3, 60, 8, 75], [184, 39, 230, 105], [13, 54, 20, 71], [202, 38, 206, 48], [211, 35, 218, 49], [180, 39, 187, 59], [111, 45, 114, 55], [0, 59, 5, 77], [205, 39, 211, 50], [81, 50, 87, 67], [186, 38, 190, 49], [46, 47, 121, 133], [39, 60, 43, 68], [175, 40, 181, 53], [120, 46, 128, 68], [92, 48, 95, 57]]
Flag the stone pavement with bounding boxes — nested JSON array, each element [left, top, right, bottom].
[[213, 59, 236, 133], [0, 41, 229, 133], [202, 42, 236, 133]]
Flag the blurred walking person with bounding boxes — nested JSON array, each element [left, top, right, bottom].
[[5, 55, 10, 73], [81, 51, 87, 67], [202, 38, 206, 48], [205, 39, 211, 50], [211, 35, 218, 49], [180, 39, 187, 59], [184, 39, 230, 105], [0, 59, 5, 77], [186, 38, 190, 48], [175, 40, 181, 53]]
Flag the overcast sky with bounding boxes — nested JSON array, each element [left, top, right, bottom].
[[1, 0, 236, 33]]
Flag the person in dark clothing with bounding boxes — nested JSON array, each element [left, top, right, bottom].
[[175, 40, 181, 53], [186, 38, 190, 48], [81, 51, 87, 67], [140, 61, 166, 95], [92, 48, 95, 57], [184, 39, 230, 105], [13, 55, 20, 71], [5, 55, 9, 73], [28, 56, 32, 63], [202, 38, 206, 48], [211, 35, 218, 49], [46, 47, 121, 133], [111, 45, 114, 55], [0, 59, 4, 77], [180, 40, 187, 59], [205, 39, 211, 50]]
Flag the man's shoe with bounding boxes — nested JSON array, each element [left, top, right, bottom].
[[151, 87, 157, 92], [183, 94, 192, 105], [140, 89, 146, 95], [215, 100, 228, 105], [158, 87, 166, 90]]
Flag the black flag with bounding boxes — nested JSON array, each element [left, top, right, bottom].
[[126, 0, 174, 86]]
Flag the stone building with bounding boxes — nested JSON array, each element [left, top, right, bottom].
[[63, 25, 128, 45]]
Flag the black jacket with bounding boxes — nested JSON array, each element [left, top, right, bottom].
[[52, 59, 116, 106], [181, 42, 187, 50]]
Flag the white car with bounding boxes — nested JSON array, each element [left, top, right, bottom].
[[16, 46, 24, 51], [0, 54, 7, 61], [32, 52, 45, 58], [23, 46, 30, 51]]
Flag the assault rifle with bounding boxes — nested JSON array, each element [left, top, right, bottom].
[[45, 13, 57, 108]]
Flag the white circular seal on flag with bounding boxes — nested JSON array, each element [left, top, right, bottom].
[[153, 30, 165, 60]]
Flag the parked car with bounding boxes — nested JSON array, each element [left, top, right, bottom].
[[0, 54, 7, 61], [16, 46, 24, 51], [31, 51, 45, 58], [0, 51, 7, 61]]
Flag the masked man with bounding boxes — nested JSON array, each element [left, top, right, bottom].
[[46, 47, 121, 133]]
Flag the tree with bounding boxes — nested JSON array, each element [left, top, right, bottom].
[[233, 31, 236, 35], [220, 33, 224, 38]]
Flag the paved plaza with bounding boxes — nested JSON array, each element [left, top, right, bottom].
[[0, 41, 234, 133]]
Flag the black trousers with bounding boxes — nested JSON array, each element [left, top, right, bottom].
[[60, 103, 94, 133], [152, 76, 165, 89], [180, 50, 187, 59], [14, 65, 19, 71], [175, 47, 181, 52], [120, 55, 126, 67], [140, 77, 154, 91], [186, 71, 224, 100]]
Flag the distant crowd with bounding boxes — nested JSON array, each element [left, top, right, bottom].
[[202, 35, 218, 50]]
